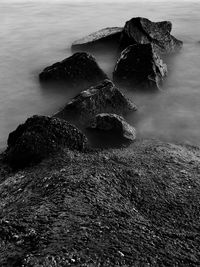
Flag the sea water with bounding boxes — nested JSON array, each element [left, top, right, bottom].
[[0, 0, 200, 148]]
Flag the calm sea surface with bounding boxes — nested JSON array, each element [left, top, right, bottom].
[[0, 1, 200, 148]]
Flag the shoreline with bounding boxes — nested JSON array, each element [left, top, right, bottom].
[[1, 5, 200, 264]]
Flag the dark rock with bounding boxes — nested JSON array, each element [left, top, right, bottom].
[[4, 115, 88, 168], [55, 79, 137, 124], [113, 43, 167, 90], [1, 140, 200, 266], [39, 52, 108, 87], [71, 27, 123, 49], [120, 17, 183, 54], [89, 113, 136, 141]]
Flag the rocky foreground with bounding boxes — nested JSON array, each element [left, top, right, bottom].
[[0, 139, 200, 266]]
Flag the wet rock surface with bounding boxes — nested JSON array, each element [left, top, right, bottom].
[[4, 115, 88, 168], [0, 140, 200, 266], [55, 79, 137, 124], [71, 27, 123, 50], [113, 43, 167, 90], [89, 113, 136, 141], [120, 17, 183, 54], [39, 52, 108, 87]]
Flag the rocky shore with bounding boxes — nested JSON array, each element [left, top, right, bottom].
[[0, 139, 200, 266], [1, 16, 200, 266], [2, 17, 184, 169]]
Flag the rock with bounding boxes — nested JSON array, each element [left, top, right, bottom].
[[113, 43, 167, 90], [39, 52, 108, 87], [120, 17, 183, 54], [55, 79, 137, 124], [71, 27, 123, 49], [89, 113, 136, 141], [4, 115, 88, 168], [1, 140, 200, 266]]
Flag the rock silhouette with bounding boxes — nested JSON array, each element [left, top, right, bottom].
[[55, 79, 137, 124], [113, 43, 167, 90], [89, 113, 136, 141], [120, 17, 183, 54], [72, 27, 122, 50], [39, 52, 108, 87], [4, 115, 88, 168]]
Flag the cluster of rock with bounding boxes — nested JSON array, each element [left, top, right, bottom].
[[3, 17, 183, 168], [119, 17, 182, 54], [40, 17, 182, 91], [71, 17, 182, 55], [55, 79, 137, 123]]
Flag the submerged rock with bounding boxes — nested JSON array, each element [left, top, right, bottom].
[[4, 115, 88, 168], [39, 52, 108, 87], [72, 27, 123, 49], [55, 79, 137, 124], [89, 113, 136, 141], [113, 43, 167, 90], [120, 17, 183, 54]]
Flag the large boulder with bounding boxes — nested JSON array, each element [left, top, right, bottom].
[[39, 52, 108, 87], [89, 113, 136, 141], [1, 140, 200, 266], [120, 17, 183, 54], [113, 43, 167, 90], [71, 27, 123, 50], [55, 79, 137, 124], [4, 115, 88, 168]]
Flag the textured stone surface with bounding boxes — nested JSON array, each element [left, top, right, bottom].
[[0, 140, 200, 266], [120, 17, 183, 54], [113, 43, 167, 90], [4, 115, 88, 168], [71, 27, 122, 49], [89, 113, 136, 141], [39, 52, 108, 87], [55, 79, 137, 124]]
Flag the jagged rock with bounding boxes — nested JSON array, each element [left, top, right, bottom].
[[113, 43, 167, 90], [71, 27, 123, 49], [4, 115, 88, 168], [55, 79, 137, 124], [39, 52, 108, 87], [120, 17, 183, 54], [89, 113, 136, 141]]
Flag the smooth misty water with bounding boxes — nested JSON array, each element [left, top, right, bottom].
[[0, 1, 200, 148]]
